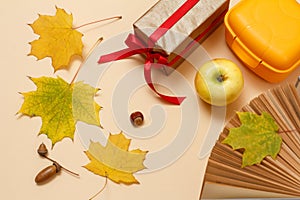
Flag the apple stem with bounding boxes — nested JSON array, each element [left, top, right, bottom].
[[73, 16, 122, 29], [217, 74, 228, 82]]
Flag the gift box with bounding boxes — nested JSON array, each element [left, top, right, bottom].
[[225, 0, 300, 83], [133, 0, 230, 74], [99, 0, 230, 104]]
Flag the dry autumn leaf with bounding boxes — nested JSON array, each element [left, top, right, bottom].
[[18, 76, 101, 146], [222, 112, 282, 167], [28, 7, 83, 71], [84, 132, 148, 184]]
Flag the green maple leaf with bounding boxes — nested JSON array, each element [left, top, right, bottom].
[[222, 112, 282, 167], [18, 76, 101, 146]]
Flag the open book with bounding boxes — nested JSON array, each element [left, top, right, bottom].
[[202, 83, 300, 198]]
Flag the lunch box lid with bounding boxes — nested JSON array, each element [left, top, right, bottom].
[[225, 0, 300, 72]]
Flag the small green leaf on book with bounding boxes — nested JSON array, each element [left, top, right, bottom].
[[222, 112, 282, 167]]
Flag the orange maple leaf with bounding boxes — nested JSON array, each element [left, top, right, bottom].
[[28, 7, 83, 71]]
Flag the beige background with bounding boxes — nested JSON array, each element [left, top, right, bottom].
[[1, 0, 300, 199]]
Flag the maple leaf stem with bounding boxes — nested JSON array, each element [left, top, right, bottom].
[[73, 16, 122, 29], [89, 176, 108, 200], [71, 37, 104, 84], [278, 128, 300, 134]]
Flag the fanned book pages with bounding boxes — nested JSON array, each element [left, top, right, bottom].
[[203, 84, 300, 197]]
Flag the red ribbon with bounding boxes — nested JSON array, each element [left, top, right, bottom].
[[99, 33, 187, 105], [98, 0, 200, 105]]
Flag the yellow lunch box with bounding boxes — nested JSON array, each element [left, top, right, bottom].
[[224, 0, 300, 83]]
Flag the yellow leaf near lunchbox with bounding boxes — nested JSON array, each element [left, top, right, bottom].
[[224, 0, 300, 83]]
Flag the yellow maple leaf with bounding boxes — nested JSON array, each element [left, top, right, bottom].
[[84, 132, 148, 184], [28, 7, 83, 71]]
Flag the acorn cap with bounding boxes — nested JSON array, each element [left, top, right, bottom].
[[53, 162, 61, 173], [37, 143, 48, 156]]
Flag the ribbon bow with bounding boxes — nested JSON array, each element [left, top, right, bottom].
[[98, 33, 186, 105]]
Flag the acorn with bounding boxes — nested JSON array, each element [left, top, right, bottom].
[[37, 143, 48, 156], [130, 111, 144, 126], [35, 143, 79, 184], [35, 162, 61, 184]]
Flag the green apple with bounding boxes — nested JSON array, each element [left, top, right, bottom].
[[194, 58, 244, 106]]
